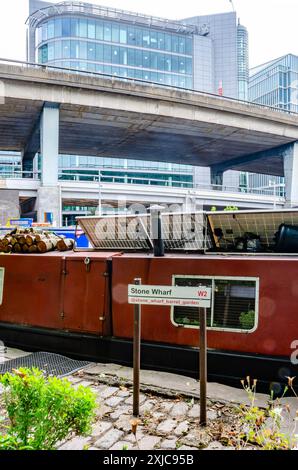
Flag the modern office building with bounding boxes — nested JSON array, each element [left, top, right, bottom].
[[249, 54, 298, 113], [3, 0, 251, 223], [246, 54, 298, 193]]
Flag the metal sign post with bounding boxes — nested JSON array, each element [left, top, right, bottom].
[[199, 307, 207, 426], [133, 278, 141, 417], [128, 282, 211, 423]]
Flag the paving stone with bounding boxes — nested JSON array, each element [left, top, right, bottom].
[[125, 393, 146, 405], [178, 445, 198, 450], [158, 402, 174, 413], [114, 415, 133, 432], [152, 412, 164, 420], [138, 435, 161, 450], [99, 386, 119, 399], [174, 421, 189, 436], [65, 376, 82, 384], [204, 441, 225, 450], [95, 404, 112, 418], [109, 405, 131, 420], [117, 390, 130, 397], [125, 426, 146, 443], [160, 439, 177, 449], [59, 436, 91, 450], [140, 400, 156, 414], [105, 395, 125, 407], [181, 430, 212, 449], [207, 410, 218, 421], [156, 419, 177, 435], [76, 380, 93, 388], [91, 420, 112, 437], [170, 402, 189, 417], [188, 404, 200, 418], [94, 429, 124, 449], [110, 441, 136, 450]]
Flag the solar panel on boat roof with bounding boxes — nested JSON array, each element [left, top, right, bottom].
[[77, 214, 152, 250], [207, 209, 298, 250], [161, 212, 213, 251]]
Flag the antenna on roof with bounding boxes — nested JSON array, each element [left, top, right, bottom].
[[228, 0, 235, 12]]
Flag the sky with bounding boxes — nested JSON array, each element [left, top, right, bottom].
[[0, 0, 297, 68]]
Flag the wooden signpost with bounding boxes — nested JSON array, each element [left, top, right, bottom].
[[128, 279, 212, 425]]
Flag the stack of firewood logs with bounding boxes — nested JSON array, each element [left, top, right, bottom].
[[0, 228, 74, 254]]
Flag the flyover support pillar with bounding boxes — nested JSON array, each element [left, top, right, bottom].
[[36, 103, 61, 225], [283, 142, 298, 207]]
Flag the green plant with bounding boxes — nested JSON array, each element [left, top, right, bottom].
[[239, 376, 298, 450], [0, 368, 97, 450], [239, 310, 255, 330]]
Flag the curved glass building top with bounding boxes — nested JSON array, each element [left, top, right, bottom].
[[29, 3, 194, 88]]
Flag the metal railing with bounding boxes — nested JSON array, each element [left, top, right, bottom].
[[0, 169, 286, 197], [0, 57, 297, 117]]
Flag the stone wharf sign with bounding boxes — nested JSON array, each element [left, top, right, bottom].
[[128, 284, 211, 308]]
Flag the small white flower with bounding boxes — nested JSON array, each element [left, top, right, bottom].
[[271, 407, 283, 418]]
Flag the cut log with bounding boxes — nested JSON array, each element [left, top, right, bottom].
[[13, 243, 22, 253], [22, 244, 29, 253], [29, 245, 38, 253], [37, 239, 54, 253], [57, 238, 74, 251]]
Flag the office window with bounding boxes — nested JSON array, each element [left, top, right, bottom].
[[128, 49, 135, 67], [143, 51, 150, 68], [40, 44, 48, 63], [79, 41, 87, 60], [103, 44, 111, 62], [172, 35, 179, 53], [127, 27, 135, 45], [54, 40, 62, 59], [171, 56, 179, 73], [62, 18, 71, 36], [135, 50, 142, 68], [178, 36, 185, 54], [48, 20, 55, 39], [120, 26, 127, 44], [165, 34, 171, 51], [79, 19, 87, 38], [96, 43, 103, 61], [185, 37, 192, 55], [54, 18, 62, 37], [112, 46, 119, 64], [158, 32, 165, 50], [70, 40, 79, 59], [142, 30, 150, 47], [150, 31, 158, 49], [104, 23, 112, 42], [71, 18, 79, 37], [134, 28, 143, 47], [119, 47, 127, 65], [112, 23, 120, 43], [96, 21, 104, 40], [62, 40, 70, 59], [87, 42, 95, 61], [47, 42, 54, 61], [42, 22, 48, 42], [88, 20, 96, 39], [150, 52, 158, 70]]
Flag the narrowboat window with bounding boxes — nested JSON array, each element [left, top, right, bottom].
[[172, 276, 258, 332]]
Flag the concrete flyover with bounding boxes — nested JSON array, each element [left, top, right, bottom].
[[1, 177, 285, 211], [0, 60, 297, 221]]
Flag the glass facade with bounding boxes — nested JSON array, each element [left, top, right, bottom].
[[0, 152, 22, 177], [249, 54, 298, 113], [36, 16, 193, 89], [237, 23, 249, 101]]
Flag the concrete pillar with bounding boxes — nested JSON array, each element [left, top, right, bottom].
[[40, 103, 59, 186], [36, 103, 61, 225], [283, 142, 298, 207], [0, 190, 20, 225], [36, 186, 61, 226]]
